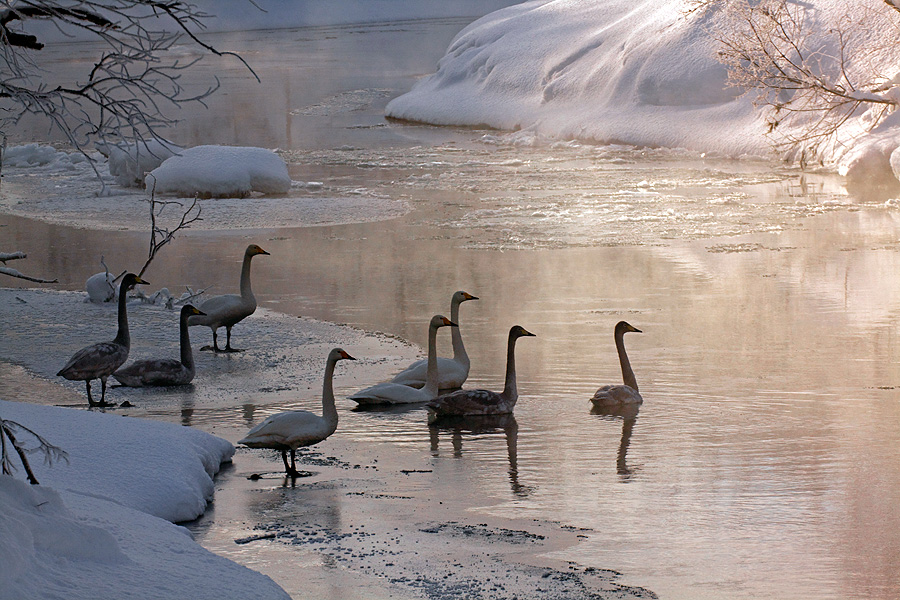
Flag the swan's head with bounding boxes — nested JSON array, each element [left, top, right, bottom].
[[329, 347, 356, 362], [510, 325, 536, 339], [181, 304, 206, 317], [453, 290, 479, 304], [431, 315, 459, 329], [616, 321, 642, 335], [120, 273, 149, 291], [245, 244, 270, 257]]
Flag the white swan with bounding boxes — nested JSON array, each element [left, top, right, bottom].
[[113, 305, 205, 387], [239, 348, 355, 477], [591, 321, 643, 406], [57, 273, 148, 407], [391, 290, 478, 389], [189, 243, 269, 352], [427, 325, 535, 423], [349, 315, 457, 405]]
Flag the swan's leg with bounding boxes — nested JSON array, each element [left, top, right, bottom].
[[224, 325, 244, 353], [85, 381, 96, 406], [281, 450, 292, 475], [95, 376, 116, 408], [201, 328, 221, 352]]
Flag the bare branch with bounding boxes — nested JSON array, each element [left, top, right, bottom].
[[0, 249, 57, 282], [1, 417, 69, 485]]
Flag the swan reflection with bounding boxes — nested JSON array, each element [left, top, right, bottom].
[[590, 403, 640, 481], [428, 414, 532, 498]]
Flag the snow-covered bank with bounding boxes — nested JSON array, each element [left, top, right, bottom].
[[386, 0, 900, 184], [0, 400, 289, 600]]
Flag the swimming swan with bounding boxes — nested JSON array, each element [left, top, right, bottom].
[[239, 348, 355, 477], [189, 243, 269, 352], [113, 305, 205, 387], [349, 315, 457, 405], [391, 291, 478, 389], [590, 321, 643, 406], [427, 325, 535, 423], [57, 273, 148, 407]]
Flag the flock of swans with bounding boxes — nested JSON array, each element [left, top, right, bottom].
[[56, 243, 644, 476]]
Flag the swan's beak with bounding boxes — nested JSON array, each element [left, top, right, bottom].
[[134, 276, 149, 285], [442, 318, 459, 327], [340, 350, 356, 360], [258, 248, 271, 255], [192, 307, 207, 316], [465, 293, 479, 301], [633, 327, 643, 333], [522, 328, 536, 337]]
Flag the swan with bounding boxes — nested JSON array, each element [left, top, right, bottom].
[[239, 348, 355, 477], [112, 305, 205, 387], [391, 290, 478, 389], [427, 325, 535, 423], [590, 321, 643, 406], [349, 315, 457, 405], [57, 272, 148, 407], [189, 243, 269, 352]]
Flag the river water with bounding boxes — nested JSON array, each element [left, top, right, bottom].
[[4, 18, 900, 600]]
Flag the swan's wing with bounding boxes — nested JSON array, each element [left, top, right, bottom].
[[239, 411, 328, 447], [348, 382, 431, 405], [428, 388, 508, 416], [190, 294, 254, 327], [390, 357, 469, 388], [114, 359, 190, 387], [58, 342, 128, 379], [591, 385, 642, 405]]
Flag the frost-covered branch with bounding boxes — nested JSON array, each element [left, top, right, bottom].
[[0, 1, 257, 182], [136, 180, 201, 278], [0, 250, 57, 283], [1, 416, 69, 485], [700, 0, 900, 164]]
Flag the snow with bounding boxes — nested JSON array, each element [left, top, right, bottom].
[[0, 400, 290, 600], [146, 145, 291, 198], [85, 271, 117, 303], [386, 0, 900, 185], [96, 139, 182, 188]]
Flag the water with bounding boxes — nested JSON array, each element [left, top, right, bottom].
[[4, 19, 900, 600]]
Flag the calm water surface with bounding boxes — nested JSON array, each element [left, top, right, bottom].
[[4, 20, 900, 600]]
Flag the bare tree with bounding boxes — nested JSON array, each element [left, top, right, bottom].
[[1, 415, 68, 485], [0, 1, 256, 182], [694, 0, 900, 164], [137, 179, 201, 278]]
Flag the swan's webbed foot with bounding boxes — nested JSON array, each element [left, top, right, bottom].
[[285, 468, 313, 478], [223, 345, 244, 353]]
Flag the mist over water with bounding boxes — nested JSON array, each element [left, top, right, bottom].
[[4, 19, 900, 600]]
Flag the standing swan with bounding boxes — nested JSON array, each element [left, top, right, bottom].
[[239, 348, 355, 477], [57, 272, 148, 407], [349, 315, 457, 405], [189, 243, 269, 352], [427, 325, 535, 422], [391, 291, 479, 389], [113, 305, 205, 387], [590, 321, 643, 406]]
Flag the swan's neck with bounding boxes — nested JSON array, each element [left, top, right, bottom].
[[450, 299, 468, 366], [239, 253, 256, 303], [423, 324, 440, 396], [113, 285, 130, 348], [501, 334, 519, 403], [321, 358, 339, 426], [616, 331, 638, 392], [179, 312, 194, 369]]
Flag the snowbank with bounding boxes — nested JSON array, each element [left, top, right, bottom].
[[96, 139, 182, 188], [0, 400, 232, 522], [0, 400, 289, 600], [386, 0, 900, 183], [146, 145, 291, 198]]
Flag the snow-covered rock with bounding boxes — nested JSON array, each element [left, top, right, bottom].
[[146, 145, 291, 198], [85, 271, 117, 303], [96, 139, 182, 188]]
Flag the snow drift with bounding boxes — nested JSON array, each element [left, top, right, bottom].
[[386, 0, 900, 184], [146, 145, 291, 198]]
